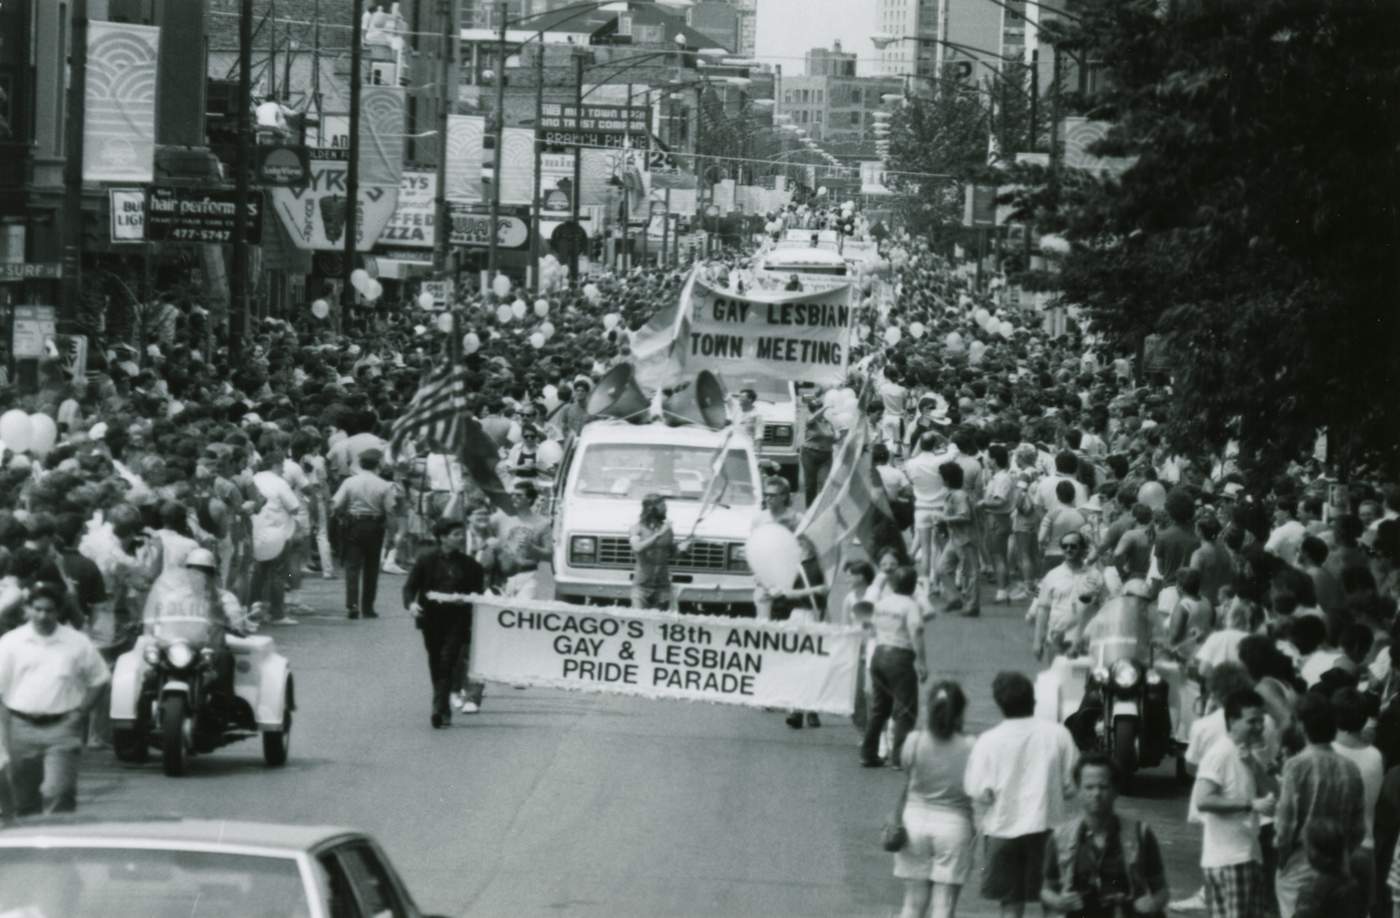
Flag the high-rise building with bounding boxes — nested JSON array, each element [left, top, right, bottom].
[[806, 40, 856, 78], [874, 0, 935, 78], [780, 69, 903, 156]]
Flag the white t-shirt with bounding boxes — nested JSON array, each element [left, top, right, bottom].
[[1300, 650, 1343, 687], [1196, 628, 1249, 670], [1265, 520, 1307, 567], [1332, 740, 1384, 848], [1193, 737, 1261, 868], [1185, 710, 1280, 825]]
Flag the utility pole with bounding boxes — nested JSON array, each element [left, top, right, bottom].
[[60, 0, 89, 323], [487, 0, 507, 285], [1028, 49, 1039, 152], [433, 0, 457, 274], [568, 53, 584, 281], [229, 0, 253, 361], [528, 41, 544, 294], [342, 0, 365, 328]]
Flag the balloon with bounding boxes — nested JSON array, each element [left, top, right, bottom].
[[507, 421, 522, 444], [583, 283, 602, 304], [884, 325, 902, 346], [974, 307, 991, 325], [945, 331, 963, 350], [745, 524, 803, 593], [436, 312, 454, 334], [529, 332, 546, 349], [350, 268, 370, 291], [462, 332, 481, 354], [417, 290, 435, 310], [496, 304, 514, 324], [512, 299, 528, 321], [310, 299, 330, 319], [542, 385, 560, 412], [537, 440, 564, 468], [856, 323, 870, 341], [363, 279, 383, 301], [602, 312, 620, 332], [999, 320, 1014, 338], [28, 414, 57, 457], [909, 322, 925, 340], [0, 410, 33, 453], [480, 416, 512, 447], [534, 298, 549, 318], [539, 321, 556, 339], [492, 274, 512, 298]]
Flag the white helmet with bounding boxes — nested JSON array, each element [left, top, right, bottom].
[[185, 548, 218, 572]]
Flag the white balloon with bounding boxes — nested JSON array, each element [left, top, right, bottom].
[[602, 312, 620, 332], [529, 332, 546, 349], [974, 307, 991, 325], [436, 312, 454, 334], [507, 421, 522, 444], [492, 274, 513, 298], [496, 304, 514, 324], [0, 410, 32, 453], [417, 290, 435, 310], [945, 331, 963, 350], [462, 332, 481, 354], [363, 279, 383, 301], [999, 319, 1015, 339], [909, 322, 925, 340], [884, 325, 902, 346], [542, 385, 560, 412], [856, 323, 870, 341], [584, 283, 602, 305], [28, 413, 57, 457], [537, 439, 564, 468], [540, 321, 556, 339], [350, 268, 370, 291], [534, 298, 549, 318], [310, 299, 330, 319], [746, 524, 803, 592], [512, 299, 528, 321]]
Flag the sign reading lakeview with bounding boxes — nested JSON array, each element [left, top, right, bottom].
[[684, 279, 855, 386], [468, 597, 861, 715]]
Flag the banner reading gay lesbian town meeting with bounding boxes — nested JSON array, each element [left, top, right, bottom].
[[467, 596, 862, 715]]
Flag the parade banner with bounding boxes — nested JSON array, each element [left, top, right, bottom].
[[271, 87, 404, 251], [83, 22, 160, 183], [682, 279, 855, 386], [443, 115, 485, 202], [467, 596, 862, 715], [381, 171, 436, 248]]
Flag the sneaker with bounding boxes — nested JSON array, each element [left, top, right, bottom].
[[806, 712, 820, 728], [450, 691, 466, 710], [458, 700, 480, 715], [860, 756, 885, 768], [381, 561, 408, 575], [994, 589, 1009, 603], [363, 610, 379, 619], [347, 610, 360, 620], [1008, 585, 1030, 601], [785, 712, 804, 729], [1168, 890, 1206, 912], [269, 617, 300, 626]]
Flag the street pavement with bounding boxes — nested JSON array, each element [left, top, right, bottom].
[[78, 569, 1203, 917]]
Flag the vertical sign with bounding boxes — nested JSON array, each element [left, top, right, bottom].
[[83, 22, 161, 183]]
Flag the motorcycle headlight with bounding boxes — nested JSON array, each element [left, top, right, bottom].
[[142, 643, 161, 666], [165, 641, 195, 670], [1111, 660, 1140, 690], [1092, 666, 1110, 685]]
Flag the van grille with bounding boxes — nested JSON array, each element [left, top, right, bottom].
[[575, 536, 746, 573], [762, 424, 793, 447]]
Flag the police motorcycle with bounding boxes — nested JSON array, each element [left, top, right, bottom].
[[109, 550, 294, 776], [1037, 583, 1184, 792]]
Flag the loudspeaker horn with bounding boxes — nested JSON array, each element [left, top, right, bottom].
[[662, 371, 728, 429], [586, 363, 651, 422]]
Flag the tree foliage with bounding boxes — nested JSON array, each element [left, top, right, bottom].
[[1024, 0, 1400, 479]]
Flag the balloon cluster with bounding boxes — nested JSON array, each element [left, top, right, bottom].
[[0, 410, 59, 457], [822, 387, 861, 429], [350, 268, 383, 303], [746, 524, 803, 593]]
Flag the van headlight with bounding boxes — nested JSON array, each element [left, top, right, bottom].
[[165, 641, 195, 670], [570, 536, 597, 563], [1111, 660, 1140, 690], [728, 543, 749, 571]]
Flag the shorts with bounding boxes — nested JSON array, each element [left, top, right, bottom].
[[980, 831, 1049, 905], [894, 805, 973, 885], [631, 585, 672, 611], [915, 507, 938, 531]]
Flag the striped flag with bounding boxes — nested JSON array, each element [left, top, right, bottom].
[[796, 418, 893, 574], [389, 362, 516, 516], [630, 269, 693, 391]]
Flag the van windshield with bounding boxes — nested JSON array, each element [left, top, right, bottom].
[[764, 263, 847, 276], [573, 445, 756, 505]]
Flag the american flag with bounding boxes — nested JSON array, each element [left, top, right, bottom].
[[389, 361, 516, 516]]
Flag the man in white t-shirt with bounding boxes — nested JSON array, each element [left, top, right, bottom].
[[1265, 501, 1307, 567], [1192, 688, 1274, 918]]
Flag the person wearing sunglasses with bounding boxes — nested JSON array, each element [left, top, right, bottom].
[[1030, 532, 1106, 661]]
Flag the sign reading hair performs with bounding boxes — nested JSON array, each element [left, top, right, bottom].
[[683, 279, 855, 386], [467, 596, 861, 715]]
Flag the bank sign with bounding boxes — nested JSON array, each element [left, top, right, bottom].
[[270, 147, 401, 251]]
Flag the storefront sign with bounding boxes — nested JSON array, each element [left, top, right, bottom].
[[448, 204, 529, 249], [270, 147, 401, 251], [420, 279, 453, 310], [539, 102, 649, 137], [380, 171, 436, 248], [12, 305, 57, 359], [682, 279, 855, 386], [110, 189, 147, 242], [468, 596, 861, 715], [145, 186, 261, 244], [256, 144, 312, 186]]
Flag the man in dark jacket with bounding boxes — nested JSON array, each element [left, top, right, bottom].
[[403, 517, 484, 729]]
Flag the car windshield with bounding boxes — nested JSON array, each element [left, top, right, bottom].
[[0, 847, 311, 918], [573, 445, 756, 505]]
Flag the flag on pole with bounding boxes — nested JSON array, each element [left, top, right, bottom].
[[630, 269, 693, 391], [796, 418, 893, 574], [389, 362, 516, 516]]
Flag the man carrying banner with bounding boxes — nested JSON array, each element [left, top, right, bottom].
[[753, 478, 801, 620], [629, 495, 692, 611], [404, 516, 485, 729]]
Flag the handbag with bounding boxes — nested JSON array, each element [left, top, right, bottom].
[[880, 735, 918, 852]]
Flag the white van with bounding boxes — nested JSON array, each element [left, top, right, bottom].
[[551, 420, 761, 615]]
